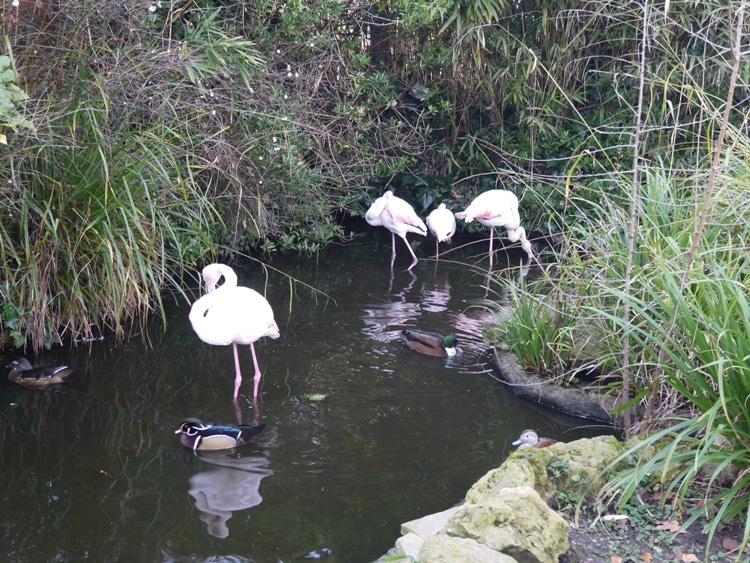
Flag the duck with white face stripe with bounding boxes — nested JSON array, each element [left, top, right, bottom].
[[175, 418, 266, 451]]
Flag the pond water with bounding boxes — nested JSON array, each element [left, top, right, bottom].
[[1, 230, 613, 562]]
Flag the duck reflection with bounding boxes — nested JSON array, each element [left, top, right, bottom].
[[187, 452, 273, 538]]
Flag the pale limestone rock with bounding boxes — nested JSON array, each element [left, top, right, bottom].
[[445, 485, 569, 563], [394, 532, 423, 560], [401, 505, 462, 537], [465, 455, 552, 505], [376, 434, 624, 562], [420, 535, 518, 562], [543, 436, 622, 492]]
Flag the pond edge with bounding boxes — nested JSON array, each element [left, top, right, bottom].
[[491, 348, 618, 425]]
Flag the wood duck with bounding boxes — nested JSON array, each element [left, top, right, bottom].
[[400, 329, 461, 358], [6, 357, 84, 387], [175, 418, 267, 451], [512, 429, 557, 449]]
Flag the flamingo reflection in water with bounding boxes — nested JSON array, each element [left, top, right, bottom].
[[187, 453, 273, 538], [419, 274, 452, 313]]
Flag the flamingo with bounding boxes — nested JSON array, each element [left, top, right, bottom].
[[189, 263, 280, 401], [425, 203, 456, 260], [454, 189, 533, 267], [365, 191, 427, 271]]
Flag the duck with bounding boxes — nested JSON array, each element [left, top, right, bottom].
[[511, 429, 557, 449], [365, 191, 428, 271], [175, 418, 267, 451], [189, 263, 280, 401], [400, 329, 461, 358], [6, 357, 84, 387], [454, 189, 534, 267]]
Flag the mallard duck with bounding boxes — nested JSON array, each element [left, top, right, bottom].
[[175, 418, 267, 451], [189, 263, 280, 400], [512, 429, 557, 449], [455, 189, 534, 266], [365, 191, 428, 271], [6, 357, 84, 387], [400, 329, 460, 358]]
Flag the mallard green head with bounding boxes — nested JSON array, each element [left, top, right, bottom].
[[442, 335, 459, 356], [442, 334, 458, 347]]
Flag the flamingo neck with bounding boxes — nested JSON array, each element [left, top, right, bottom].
[[204, 264, 238, 293]]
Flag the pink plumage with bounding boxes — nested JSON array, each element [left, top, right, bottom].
[[189, 263, 279, 400], [365, 191, 427, 271], [455, 189, 533, 266]]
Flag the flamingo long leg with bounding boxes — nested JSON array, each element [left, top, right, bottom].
[[401, 235, 419, 271], [249, 342, 263, 399], [488, 228, 495, 269], [232, 342, 244, 399], [390, 233, 397, 270]]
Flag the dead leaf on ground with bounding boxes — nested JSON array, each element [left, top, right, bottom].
[[641, 552, 652, 562], [722, 536, 741, 552], [655, 519, 687, 533], [674, 550, 699, 562], [650, 490, 674, 502], [610, 556, 623, 563]]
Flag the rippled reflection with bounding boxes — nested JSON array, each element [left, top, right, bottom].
[[187, 453, 273, 538], [0, 235, 612, 561]]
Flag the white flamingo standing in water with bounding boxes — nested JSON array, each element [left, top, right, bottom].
[[190, 263, 280, 401], [454, 189, 533, 267], [426, 203, 456, 260], [365, 191, 427, 271]]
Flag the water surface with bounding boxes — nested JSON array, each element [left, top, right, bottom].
[[1, 233, 612, 561]]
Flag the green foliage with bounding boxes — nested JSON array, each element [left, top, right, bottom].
[[0, 84, 216, 347], [0, 45, 34, 143], [485, 272, 614, 382], [547, 460, 586, 513], [601, 416, 750, 560], [2, 0, 748, 356]]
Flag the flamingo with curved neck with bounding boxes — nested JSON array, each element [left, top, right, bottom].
[[365, 191, 428, 271], [189, 263, 280, 400], [455, 189, 534, 267]]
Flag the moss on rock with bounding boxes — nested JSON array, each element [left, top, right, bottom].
[[466, 456, 552, 505], [444, 486, 569, 563], [419, 535, 518, 562]]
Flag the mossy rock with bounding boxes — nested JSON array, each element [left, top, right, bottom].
[[466, 456, 553, 506], [445, 485, 569, 563], [542, 436, 625, 495], [419, 535, 517, 562]]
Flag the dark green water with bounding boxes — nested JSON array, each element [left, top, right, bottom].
[[0, 233, 611, 562]]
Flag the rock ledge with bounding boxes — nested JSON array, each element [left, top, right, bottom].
[[377, 435, 624, 562]]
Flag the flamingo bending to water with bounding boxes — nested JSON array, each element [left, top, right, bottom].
[[454, 189, 533, 267], [426, 203, 456, 260], [365, 191, 427, 271]]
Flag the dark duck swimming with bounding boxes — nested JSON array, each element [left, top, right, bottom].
[[400, 329, 461, 358], [6, 357, 84, 387]]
